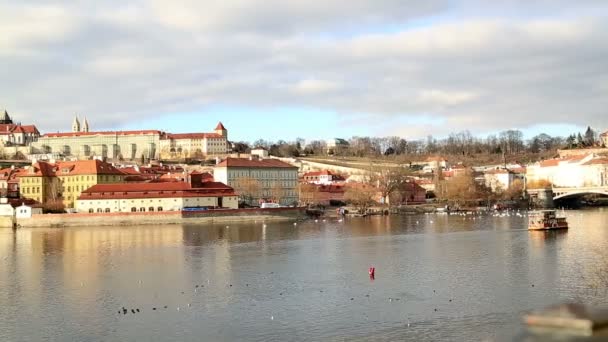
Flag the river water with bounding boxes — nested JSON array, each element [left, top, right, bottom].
[[1, 209, 608, 341]]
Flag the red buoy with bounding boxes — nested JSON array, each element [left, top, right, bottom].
[[369, 267, 375, 279]]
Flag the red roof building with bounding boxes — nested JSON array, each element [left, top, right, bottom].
[[76, 181, 238, 213]]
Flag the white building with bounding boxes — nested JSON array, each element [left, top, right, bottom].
[[251, 148, 269, 159], [15, 203, 42, 218], [0, 110, 40, 146], [326, 138, 349, 154], [76, 182, 238, 213], [302, 170, 343, 185], [214, 157, 299, 205], [526, 154, 608, 188], [483, 169, 524, 193]]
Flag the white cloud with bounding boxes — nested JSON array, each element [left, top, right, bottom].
[[0, 1, 607, 138]]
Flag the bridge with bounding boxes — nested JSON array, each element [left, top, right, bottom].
[[552, 186, 608, 200]]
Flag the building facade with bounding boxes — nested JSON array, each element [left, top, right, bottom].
[[526, 154, 608, 188], [31, 119, 230, 161], [0, 110, 40, 146], [75, 181, 238, 213], [214, 157, 299, 206], [159, 122, 230, 159], [18, 160, 125, 208], [326, 138, 349, 154]]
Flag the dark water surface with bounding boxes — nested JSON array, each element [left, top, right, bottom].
[[1, 209, 608, 341]]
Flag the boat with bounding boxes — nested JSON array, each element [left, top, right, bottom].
[[528, 210, 568, 230]]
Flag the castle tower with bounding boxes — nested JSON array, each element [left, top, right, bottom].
[[72, 115, 80, 132], [215, 122, 227, 138], [82, 117, 89, 132], [0, 110, 13, 124]]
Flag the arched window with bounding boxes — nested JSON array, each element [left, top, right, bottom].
[[148, 207, 154, 212], [105, 208, 110, 213], [96, 208, 103, 213], [157, 207, 163, 212], [139, 207, 145, 212], [89, 208, 94, 213], [131, 207, 137, 212]]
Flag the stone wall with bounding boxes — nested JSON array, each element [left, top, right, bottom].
[[11, 207, 305, 228], [558, 148, 608, 158]]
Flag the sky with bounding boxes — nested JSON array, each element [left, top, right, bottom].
[[1, 1, 607, 143]]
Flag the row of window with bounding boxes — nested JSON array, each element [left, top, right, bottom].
[[88, 207, 164, 213]]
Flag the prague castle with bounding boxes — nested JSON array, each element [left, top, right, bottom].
[[30, 116, 230, 161]]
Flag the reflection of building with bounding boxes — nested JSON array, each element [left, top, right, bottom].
[[18, 160, 125, 208], [76, 181, 238, 213], [214, 157, 299, 205]]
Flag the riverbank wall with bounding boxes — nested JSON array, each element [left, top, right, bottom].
[[0, 207, 306, 228]]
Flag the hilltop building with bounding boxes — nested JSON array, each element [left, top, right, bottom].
[[30, 118, 230, 161], [214, 157, 299, 206], [326, 138, 349, 154], [0, 110, 40, 146]]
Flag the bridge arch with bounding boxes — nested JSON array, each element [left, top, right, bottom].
[[553, 190, 608, 200]]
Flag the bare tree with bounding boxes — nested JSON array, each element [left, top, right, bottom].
[[344, 184, 377, 213], [234, 177, 261, 205]]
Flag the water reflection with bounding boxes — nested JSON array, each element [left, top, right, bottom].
[[1, 209, 607, 341]]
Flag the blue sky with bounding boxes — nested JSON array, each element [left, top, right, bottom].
[[1, 1, 606, 142]]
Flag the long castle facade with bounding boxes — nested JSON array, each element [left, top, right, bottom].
[[30, 117, 230, 161]]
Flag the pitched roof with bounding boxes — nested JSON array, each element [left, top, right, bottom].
[[215, 157, 297, 169], [215, 122, 226, 130], [78, 181, 236, 200], [165, 133, 223, 140], [304, 170, 334, 177], [22, 160, 124, 177], [42, 130, 163, 138]]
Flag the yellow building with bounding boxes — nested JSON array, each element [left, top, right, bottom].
[[19, 160, 125, 209]]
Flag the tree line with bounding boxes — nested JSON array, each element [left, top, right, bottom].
[[231, 126, 605, 160]]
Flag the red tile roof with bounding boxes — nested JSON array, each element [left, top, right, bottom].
[[215, 122, 226, 130], [0, 124, 40, 135], [22, 160, 124, 177], [43, 130, 163, 138], [216, 157, 297, 168], [583, 158, 608, 165], [165, 133, 224, 139], [78, 181, 236, 200], [304, 170, 334, 177]]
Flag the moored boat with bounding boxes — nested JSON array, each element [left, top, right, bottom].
[[528, 210, 568, 230]]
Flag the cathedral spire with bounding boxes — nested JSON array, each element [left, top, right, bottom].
[[82, 117, 89, 132], [72, 115, 81, 132], [0, 110, 12, 124]]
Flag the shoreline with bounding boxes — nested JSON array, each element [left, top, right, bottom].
[[0, 207, 306, 229]]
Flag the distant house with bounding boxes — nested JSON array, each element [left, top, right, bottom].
[[484, 168, 524, 193], [601, 130, 608, 147], [251, 147, 269, 159], [302, 170, 344, 185], [423, 156, 449, 173], [326, 138, 349, 154], [15, 203, 43, 218]]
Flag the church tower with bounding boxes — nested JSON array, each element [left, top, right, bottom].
[[0, 110, 13, 124], [82, 117, 89, 132], [72, 115, 81, 132], [215, 122, 227, 138]]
